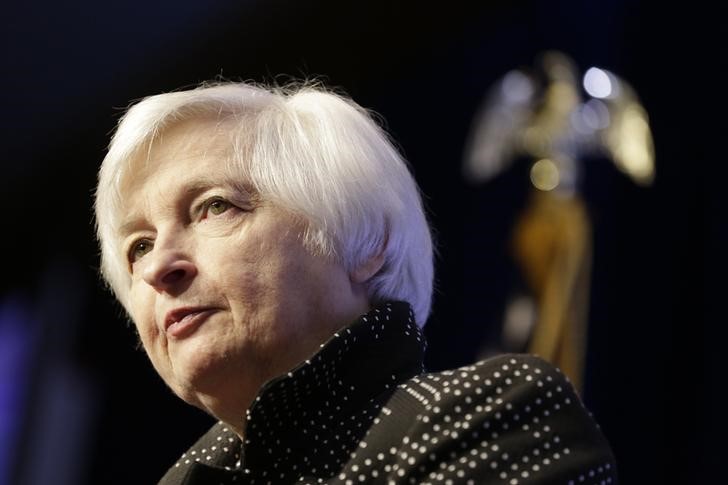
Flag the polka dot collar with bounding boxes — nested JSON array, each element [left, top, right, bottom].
[[241, 301, 425, 476]]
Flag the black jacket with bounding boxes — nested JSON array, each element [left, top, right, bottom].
[[159, 301, 617, 484]]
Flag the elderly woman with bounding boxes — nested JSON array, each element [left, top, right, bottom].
[[94, 82, 617, 484]]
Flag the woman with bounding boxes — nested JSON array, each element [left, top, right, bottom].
[[94, 82, 617, 484]]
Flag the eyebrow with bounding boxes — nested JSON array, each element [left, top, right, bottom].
[[117, 176, 257, 238]]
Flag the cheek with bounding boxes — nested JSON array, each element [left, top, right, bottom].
[[127, 287, 160, 347], [214, 233, 281, 297], [221, 250, 300, 330]]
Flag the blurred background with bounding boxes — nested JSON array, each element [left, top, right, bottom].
[[1, 0, 724, 483]]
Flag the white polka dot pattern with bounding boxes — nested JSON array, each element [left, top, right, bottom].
[[158, 302, 617, 484]]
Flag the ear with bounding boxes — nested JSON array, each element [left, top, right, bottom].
[[351, 251, 386, 284]]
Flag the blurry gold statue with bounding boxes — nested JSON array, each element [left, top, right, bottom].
[[464, 51, 654, 391]]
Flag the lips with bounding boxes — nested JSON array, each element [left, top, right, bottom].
[[163, 307, 218, 339]]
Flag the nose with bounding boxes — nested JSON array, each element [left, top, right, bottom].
[[141, 248, 197, 293]]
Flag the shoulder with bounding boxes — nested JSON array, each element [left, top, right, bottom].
[[369, 354, 618, 484], [396, 353, 597, 437], [403, 353, 577, 410], [157, 421, 242, 485]]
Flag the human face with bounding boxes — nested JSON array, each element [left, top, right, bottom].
[[118, 119, 368, 430]]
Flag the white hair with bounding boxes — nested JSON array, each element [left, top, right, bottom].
[[95, 82, 434, 326]]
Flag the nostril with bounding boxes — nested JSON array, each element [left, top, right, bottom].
[[142, 256, 197, 291], [161, 268, 187, 285]]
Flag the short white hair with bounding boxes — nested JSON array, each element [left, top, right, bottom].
[[95, 82, 434, 326]]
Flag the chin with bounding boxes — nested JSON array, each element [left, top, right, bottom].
[[176, 373, 256, 428], [169, 350, 251, 413]]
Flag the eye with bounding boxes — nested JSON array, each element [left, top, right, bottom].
[[201, 197, 233, 218], [128, 238, 154, 264]]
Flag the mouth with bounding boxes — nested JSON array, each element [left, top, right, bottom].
[[163, 307, 218, 339]]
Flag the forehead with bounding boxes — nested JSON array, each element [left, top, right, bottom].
[[116, 118, 247, 228], [123, 118, 234, 189]]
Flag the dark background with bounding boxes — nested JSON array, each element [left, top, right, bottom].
[[1, 1, 724, 483]]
